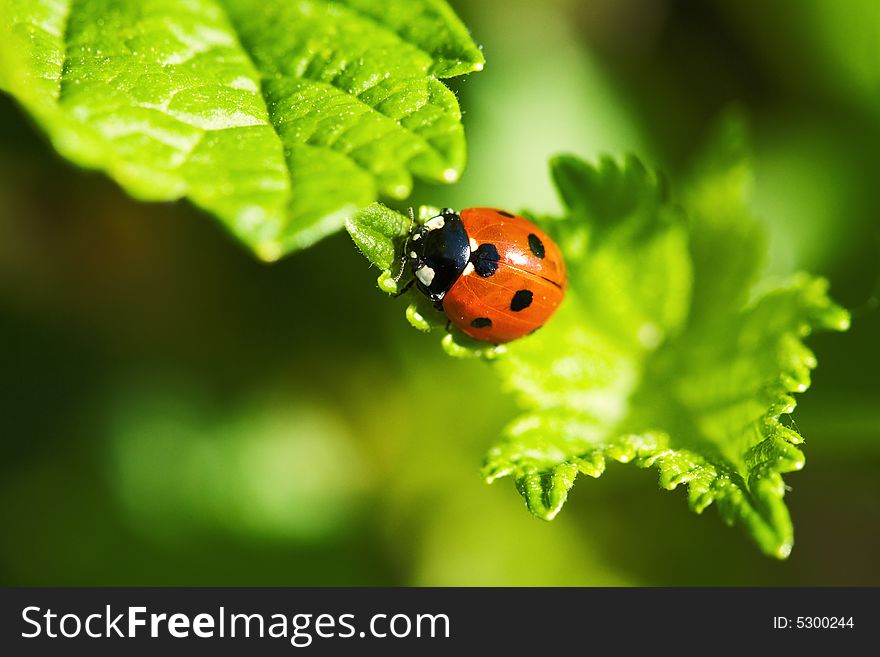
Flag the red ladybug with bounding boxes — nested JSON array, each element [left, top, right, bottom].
[[405, 207, 567, 343]]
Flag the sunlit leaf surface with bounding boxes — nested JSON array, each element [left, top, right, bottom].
[[0, 0, 483, 259]]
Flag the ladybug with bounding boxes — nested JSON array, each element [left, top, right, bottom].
[[403, 207, 567, 344]]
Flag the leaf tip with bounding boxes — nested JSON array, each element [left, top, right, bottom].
[[377, 271, 400, 295], [483, 464, 513, 485], [830, 308, 852, 332], [775, 541, 793, 560], [441, 333, 477, 358], [442, 167, 460, 183], [405, 303, 433, 332], [441, 333, 506, 360], [255, 241, 283, 263], [541, 506, 563, 521]]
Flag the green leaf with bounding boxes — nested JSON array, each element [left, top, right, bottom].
[[345, 202, 411, 271], [347, 130, 850, 557], [0, 0, 483, 260], [485, 147, 849, 558]]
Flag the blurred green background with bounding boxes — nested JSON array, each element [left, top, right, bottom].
[[1, 0, 878, 585]]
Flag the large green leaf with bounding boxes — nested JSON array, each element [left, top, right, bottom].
[[487, 150, 848, 558], [347, 129, 849, 557], [0, 0, 483, 259]]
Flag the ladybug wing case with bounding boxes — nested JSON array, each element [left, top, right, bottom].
[[443, 208, 567, 343], [459, 208, 567, 289], [443, 267, 564, 343]]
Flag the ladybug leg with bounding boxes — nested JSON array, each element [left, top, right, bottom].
[[392, 238, 409, 283], [445, 319, 452, 332], [392, 254, 407, 283], [392, 278, 415, 297]]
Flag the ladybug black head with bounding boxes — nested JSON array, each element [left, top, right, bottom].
[[407, 209, 470, 302]]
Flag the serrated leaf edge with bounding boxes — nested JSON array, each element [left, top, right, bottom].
[[483, 275, 850, 559]]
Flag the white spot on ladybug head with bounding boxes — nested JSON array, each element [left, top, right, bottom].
[[424, 216, 445, 231], [462, 262, 475, 276], [412, 233, 421, 241], [469, 237, 478, 252], [415, 265, 435, 286]]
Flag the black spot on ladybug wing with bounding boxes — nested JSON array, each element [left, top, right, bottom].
[[470, 317, 493, 328], [495, 209, 515, 218], [472, 243, 500, 277], [527, 233, 545, 259], [510, 289, 533, 311]]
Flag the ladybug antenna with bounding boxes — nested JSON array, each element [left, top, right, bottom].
[[393, 208, 415, 283]]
